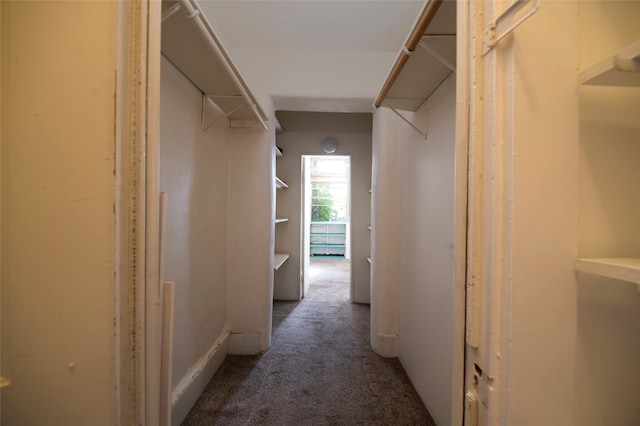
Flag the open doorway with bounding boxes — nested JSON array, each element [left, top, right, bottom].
[[301, 155, 351, 300]]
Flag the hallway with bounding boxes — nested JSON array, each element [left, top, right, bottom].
[[182, 259, 435, 425]]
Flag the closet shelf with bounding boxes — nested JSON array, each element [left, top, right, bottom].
[[274, 253, 289, 270], [161, 0, 267, 127], [275, 146, 283, 158], [275, 218, 289, 224], [275, 177, 288, 189], [382, 35, 457, 111], [576, 258, 640, 285], [579, 40, 640, 87], [367, 257, 372, 264], [374, 0, 457, 112]]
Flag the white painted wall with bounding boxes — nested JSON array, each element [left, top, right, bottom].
[[575, 2, 640, 424], [227, 122, 275, 353], [274, 112, 372, 303], [159, 48, 276, 426], [302, 157, 312, 297], [370, 107, 401, 357], [397, 75, 457, 426], [371, 75, 459, 426], [159, 57, 232, 424], [1, 2, 118, 424]]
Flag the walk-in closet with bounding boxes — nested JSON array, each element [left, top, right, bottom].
[[1, 0, 638, 425]]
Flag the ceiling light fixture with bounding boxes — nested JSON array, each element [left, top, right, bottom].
[[321, 137, 338, 154]]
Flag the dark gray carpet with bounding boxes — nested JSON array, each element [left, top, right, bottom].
[[182, 259, 436, 425]]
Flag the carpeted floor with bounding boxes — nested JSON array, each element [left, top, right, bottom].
[[181, 258, 436, 425]]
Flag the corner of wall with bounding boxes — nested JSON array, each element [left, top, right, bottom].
[[369, 107, 401, 358], [228, 332, 263, 355], [226, 112, 276, 354], [371, 333, 398, 358]]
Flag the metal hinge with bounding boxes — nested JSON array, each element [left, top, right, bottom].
[[483, 0, 540, 55]]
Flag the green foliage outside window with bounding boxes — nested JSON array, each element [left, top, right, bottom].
[[312, 185, 338, 222]]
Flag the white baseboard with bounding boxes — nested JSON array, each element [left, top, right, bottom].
[[372, 333, 398, 358], [228, 331, 262, 355], [171, 328, 230, 426]]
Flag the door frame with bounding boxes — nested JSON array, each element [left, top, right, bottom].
[[300, 155, 353, 300], [453, 0, 471, 424], [114, 0, 163, 424]]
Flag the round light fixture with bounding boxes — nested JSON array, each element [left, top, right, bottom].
[[321, 137, 338, 154]]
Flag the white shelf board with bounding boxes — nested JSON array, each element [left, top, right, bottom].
[[385, 36, 457, 112], [161, 1, 267, 122], [576, 258, 640, 284], [274, 253, 290, 270], [367, 257, 372, 264], [275, 177, 288, 189], [275, 218, 288, 224], [377, 0, 457, 112], [275, 146, 283, 158], [274, 116, 283, 134], [579, 40, 640, 87]]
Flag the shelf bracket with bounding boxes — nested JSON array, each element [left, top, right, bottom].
[[483, 0, 539, 55], [383, 102, 428, 140], [200, 95, 268, 131], [419, 37, 456, 73], [201, 95, 243, 131]]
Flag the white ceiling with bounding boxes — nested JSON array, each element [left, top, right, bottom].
[[198, 0, 425, 53], [191, 0, 429, 113]]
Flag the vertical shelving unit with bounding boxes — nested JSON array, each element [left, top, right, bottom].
[[274, 146, 289, 270], [573, 9, 640, 421], [309, 222, 346, 257], [576, 39, 640, 289]]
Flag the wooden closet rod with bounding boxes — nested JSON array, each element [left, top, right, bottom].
[[373, 0, 444, 108]]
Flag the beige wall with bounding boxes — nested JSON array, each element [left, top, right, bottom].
[[460, 2, 640, 425], [1, 2, 118, 424], [575, 2, 640, 424], [502, 2, 580, 422], [274, 112, 372, 303], [463, 2, 582, 423], [496, 2, 639, 423]]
